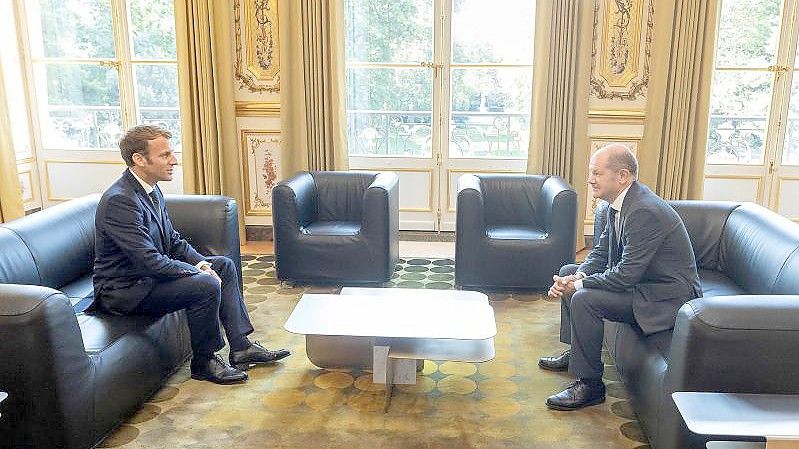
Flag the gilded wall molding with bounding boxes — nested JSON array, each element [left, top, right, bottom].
[[241, 129, 282, 216], [234, 0, 280, 93], [235, 101, 281, 117], [590, 0, 653, 100]]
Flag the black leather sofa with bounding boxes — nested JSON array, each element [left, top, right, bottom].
[[598, 200, 799, 449], [0, 194, 242, 449], [455, 174, 577, 289], [272, 171, 399, 284]]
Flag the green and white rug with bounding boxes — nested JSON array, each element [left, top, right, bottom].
[[99, 255, 650, 449]]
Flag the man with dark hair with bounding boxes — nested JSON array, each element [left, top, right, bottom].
[[93, 125, 290, 385], [539, 144, 700, 410]]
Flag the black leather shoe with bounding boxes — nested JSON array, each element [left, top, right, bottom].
[[538, 349, 570, 372], [546, 379, 606, 411], [191, 355, 248, 384], [229, 341, 291, 370]]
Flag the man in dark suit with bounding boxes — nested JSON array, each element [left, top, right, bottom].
[[93, 125, 290, 385], [539, 144, 701, 410]]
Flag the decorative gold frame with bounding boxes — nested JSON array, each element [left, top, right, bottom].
[[590, 0, 653, 100], [240, 129, 282, 216], [234, 0, 280, 93]]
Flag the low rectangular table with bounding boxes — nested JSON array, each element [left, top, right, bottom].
[[284, 287, 496, 409], [673, 392, 799, 449]]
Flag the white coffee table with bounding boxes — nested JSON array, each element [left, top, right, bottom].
[[673, 392, 799, 449], [284, 287, 496, 410]]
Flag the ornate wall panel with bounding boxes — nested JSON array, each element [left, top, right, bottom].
[[234, 0, 280, 93], [241, 129, 282, 216], [590, 0, 653, 102]]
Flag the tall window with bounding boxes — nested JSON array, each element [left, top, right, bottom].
[[706, 0, 783, 165], [24, 0, 181, 151], [344, 0, 534, 159]]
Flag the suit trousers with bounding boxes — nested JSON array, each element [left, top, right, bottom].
[[136, 256, 254, 357], [558, 264, 636, 379]]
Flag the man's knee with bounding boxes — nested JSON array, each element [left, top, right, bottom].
[[194, 273, 222, 301], [211, 256, 236, 275], [559, 264, 579, 277], [569, 289, 593, 312]]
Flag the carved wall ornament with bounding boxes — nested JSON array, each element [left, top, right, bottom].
[[234, 0, 281, 93], [590, 0, 653, 100]]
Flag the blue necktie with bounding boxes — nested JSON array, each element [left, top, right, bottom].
[[608, 207, 619, 264]]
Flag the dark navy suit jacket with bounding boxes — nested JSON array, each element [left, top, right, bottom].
[[578, 181, 702, 335], [92, 170, 206, 314]]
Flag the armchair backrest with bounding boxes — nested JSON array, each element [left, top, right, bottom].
[[477, 174, 546, 226], [668, 200, 739, 271], [312, 171, 377, 222]]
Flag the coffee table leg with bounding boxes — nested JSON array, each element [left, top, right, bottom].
[[384, 360, 394, 413]]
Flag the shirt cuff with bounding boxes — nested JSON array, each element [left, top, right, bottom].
[[195, 260, 211, 270], [574, 279, 584, 290]]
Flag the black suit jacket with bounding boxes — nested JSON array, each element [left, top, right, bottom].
[[578, 181, 702, 334], [92, 170, 206, 313]]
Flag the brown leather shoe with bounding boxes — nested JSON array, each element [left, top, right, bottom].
[[538, 349, 570, 372], [229, 341, 291, 370], [191, 355, 248, 384], [546, 379, 606, 411]]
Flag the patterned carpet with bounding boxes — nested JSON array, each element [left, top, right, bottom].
[[99, 256, 650, 449]]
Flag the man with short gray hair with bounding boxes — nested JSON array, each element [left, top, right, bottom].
[[539, 144, 701, 410]]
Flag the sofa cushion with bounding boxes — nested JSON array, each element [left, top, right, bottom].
[[485, 224, 546, 240], [719, 203, 799, 294], [698, 269, 745, 298], [60, 275, 95, 313], [76, 313, 162, 354], [3, 195, 98, 289], [303, 221, 361, 236], [0, 227, 40, 285]]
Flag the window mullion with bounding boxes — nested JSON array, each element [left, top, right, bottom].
[[112, 0, 136, 130]]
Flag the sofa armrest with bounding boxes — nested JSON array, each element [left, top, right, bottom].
[[361, 172, 399, 240], [538, 176, 578, 237], [666, 295, 799, 393], [0, 285, 94, 448], [165, 194, 243, 288], [455, 175, 485, 284]]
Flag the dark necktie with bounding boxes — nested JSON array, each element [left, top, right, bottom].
[[149, 190, 161, 221], [608, 207, 619, 264]]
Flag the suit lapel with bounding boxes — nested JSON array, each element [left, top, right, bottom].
[[123, 170, 168, 252]]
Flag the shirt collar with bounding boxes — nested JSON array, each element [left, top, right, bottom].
[[129, 168, 155, 194], [610, 184, 632, 213]]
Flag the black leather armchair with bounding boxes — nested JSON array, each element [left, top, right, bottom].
[[0, 193, 241, 449], [597, 200, 799, 449], [455, 174, 577, 289], [273, 171, 399, 284]]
